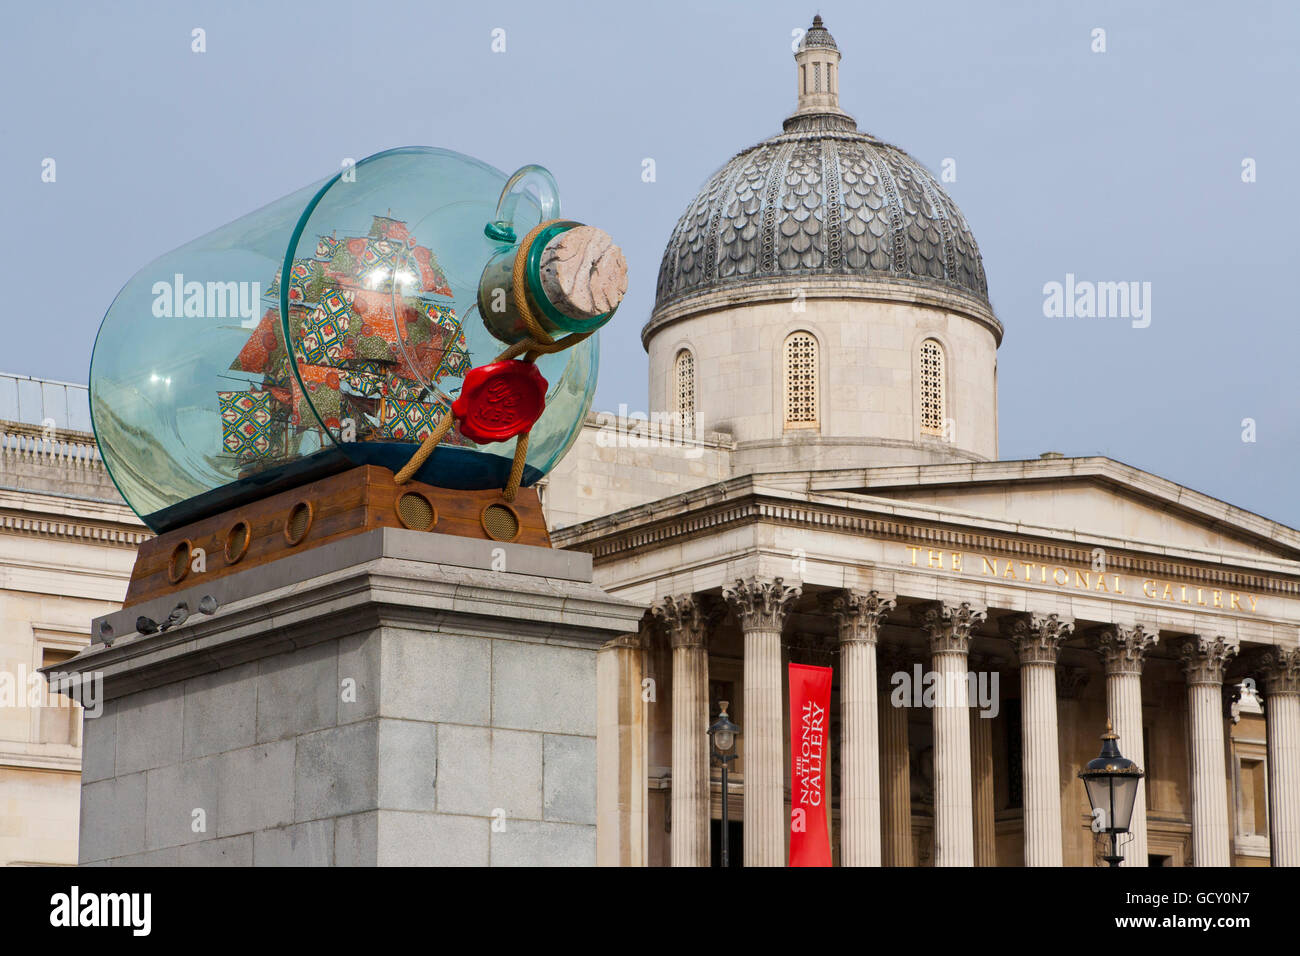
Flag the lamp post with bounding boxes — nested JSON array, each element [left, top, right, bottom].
[[708, 701, 740, 868], [1078, 720, 1144, 867]]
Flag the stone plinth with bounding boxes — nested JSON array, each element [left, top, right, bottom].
[[60, 528, 642, 866]]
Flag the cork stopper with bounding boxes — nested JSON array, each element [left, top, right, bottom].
[[538, 226, 628, 321]]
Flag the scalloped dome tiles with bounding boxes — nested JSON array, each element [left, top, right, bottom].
[[653, 17, 988, 317]]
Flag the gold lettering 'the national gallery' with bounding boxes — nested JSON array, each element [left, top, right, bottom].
[[904, 547, 1258, 613]]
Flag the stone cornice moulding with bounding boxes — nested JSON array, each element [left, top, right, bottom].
[[0, 486, 139, 518], [0, 749, 82, 773], [733, 434, 990, 464], [58, 558, 643, 702], [642, 275, 1003, 349], [555, 474, 1299, 576], [780, 457, 1300, 559], [0, 511, 150, 548], [553, 482, 1300, 600]]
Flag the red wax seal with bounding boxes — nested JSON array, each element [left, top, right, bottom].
[[451, 360, 548, 444]]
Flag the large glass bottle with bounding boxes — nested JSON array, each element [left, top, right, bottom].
[[90, 147, 609, 532]]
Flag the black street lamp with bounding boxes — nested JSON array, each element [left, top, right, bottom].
[[708, 701, 741, 868], [1078, 720, 1144, 867]]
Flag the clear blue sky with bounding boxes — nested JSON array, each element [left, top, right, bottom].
[[5, 0, 1298, 526]]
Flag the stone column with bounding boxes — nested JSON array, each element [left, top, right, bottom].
[[968, 651, 999, 867], [969, 699, 995, 866], [1093, 624, 1159, 867], [921, 601, 987, 867], [1006, 613, 1073, 867], [1177, 635, 1238, 867], [596, 628, 648, 867], [723, 576, 801, 867], [830, 589, 895, 867], [1256, 647, 1300, 866], [652, 594, 713, 867], [878, 646, 913, 866]]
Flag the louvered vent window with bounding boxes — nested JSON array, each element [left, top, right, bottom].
[[674, 349, 696, 435], [783, 332, 819, 429], [920, 338, 945, 436]]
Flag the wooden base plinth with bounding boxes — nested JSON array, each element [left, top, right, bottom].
[[124, 465, 550, 608]]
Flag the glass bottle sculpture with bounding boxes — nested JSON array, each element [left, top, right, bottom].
[[90, 147, 619, 532]]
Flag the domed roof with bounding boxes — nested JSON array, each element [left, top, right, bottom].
[[653, 18, 988, 318]]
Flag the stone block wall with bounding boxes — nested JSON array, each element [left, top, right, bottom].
[[67, 528, 642, 866]]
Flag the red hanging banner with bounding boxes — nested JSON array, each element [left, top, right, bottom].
[[788, 662, 833, 867]]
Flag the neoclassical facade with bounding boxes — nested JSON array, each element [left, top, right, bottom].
[[543, 18, 1300, 867], [0, 374, 145, 865]]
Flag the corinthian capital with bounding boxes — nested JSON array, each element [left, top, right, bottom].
[[1177, 635, 1238, 687], [921, 600, 987, 654], [722, 577, 801, 631], [1251, 645, 1300, 698], [1092, 624, 1159, 676], [1003, 612, 1075, 665], [650, 594, 717, 650], [829, 589, 896, 646]]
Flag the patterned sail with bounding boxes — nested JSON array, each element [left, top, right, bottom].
[[223, 215, 474, 466]]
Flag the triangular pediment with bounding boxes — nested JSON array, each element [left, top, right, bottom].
[[791, 457, 1300, 564]]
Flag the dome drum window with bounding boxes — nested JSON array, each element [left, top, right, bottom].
[[783, 332, 819, 430], [920, 339, 946, 437], [674, 349, 696, 435]]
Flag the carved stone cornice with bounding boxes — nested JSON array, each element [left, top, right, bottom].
[[554, 487, 1300, 602], [1003, 612, 1074, 666], [920, 601, 987, 655], [722, 576, 801, 632], [1092, 624, 1159, 676], [650, 594, 719, 650], [828, 589, 896, 646], [1177, 635, 1239, 687], [0, 510, 149, 548], [1056, 665, 1091, 700], [1247, 646, 1300, 698]]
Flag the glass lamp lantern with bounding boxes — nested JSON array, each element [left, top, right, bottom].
[[1078, 721, 1144, 866], [90, 147, 611, 532], [708, 702, 739, 754]]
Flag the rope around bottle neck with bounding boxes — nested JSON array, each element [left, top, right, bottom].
[[393, 219, 590, 500]]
